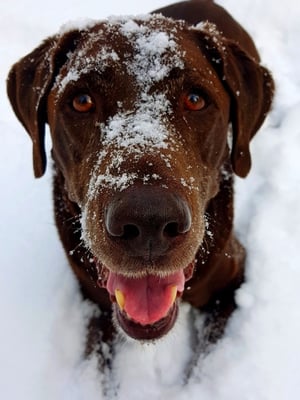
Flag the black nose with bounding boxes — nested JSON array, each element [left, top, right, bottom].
[[105, 187, 191, 259]]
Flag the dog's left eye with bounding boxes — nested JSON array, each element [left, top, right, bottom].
[[183, 92, 206, 111], [72, 94, 95, 113]]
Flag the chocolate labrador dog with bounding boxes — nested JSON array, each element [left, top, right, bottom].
[[7, 0, 274, 343]]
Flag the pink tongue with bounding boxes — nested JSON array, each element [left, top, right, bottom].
[[106, 271, 185, 325]]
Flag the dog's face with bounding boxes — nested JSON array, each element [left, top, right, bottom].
[[47, 18, 231, 337], [7, 15, 273, 340], [47, 18, 230, 265]]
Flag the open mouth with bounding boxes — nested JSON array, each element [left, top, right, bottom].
[[97, 263, 194, 340]]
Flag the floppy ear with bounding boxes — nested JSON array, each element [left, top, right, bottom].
[[7, 37, 58, 177], [194, 24, 274, 177], [7, 31, 81, 178], [222, 41, 274, 177]]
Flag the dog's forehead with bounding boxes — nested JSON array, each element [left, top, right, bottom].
[[77, 14, 187, 60], [54, 15, 189, 93]]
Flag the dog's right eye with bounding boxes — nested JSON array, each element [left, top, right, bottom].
[[72, 94, 95, 113]]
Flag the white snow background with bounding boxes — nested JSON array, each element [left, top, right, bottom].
[[1, 0, 300, 399]]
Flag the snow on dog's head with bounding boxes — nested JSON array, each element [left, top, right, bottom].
[[52, 15, 192, 199], [76, 16, 186, 197]]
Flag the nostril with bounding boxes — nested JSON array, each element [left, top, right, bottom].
[[122, 224, 140, 240], [163, 222, 180, 238]]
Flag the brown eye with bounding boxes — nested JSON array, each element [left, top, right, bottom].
[[184, 92, 206, 111], [72, 94, 95, 112]]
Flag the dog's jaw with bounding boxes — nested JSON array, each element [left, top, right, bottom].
[[96, 263, 194, 340]]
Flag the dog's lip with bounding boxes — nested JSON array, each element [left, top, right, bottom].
[[96, 262, 195, 288]]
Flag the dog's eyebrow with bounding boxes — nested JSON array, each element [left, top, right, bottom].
[[166, 67, 185, 81], [157, 66, 212, 93], [53, 47, 121, 95]]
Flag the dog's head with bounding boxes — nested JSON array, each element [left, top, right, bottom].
[[7, 15, 274, 340]]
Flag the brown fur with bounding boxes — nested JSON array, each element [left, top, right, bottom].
[[7, 0, 274, 345]]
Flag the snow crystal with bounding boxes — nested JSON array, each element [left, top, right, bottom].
[[180, 176, 198, 191], [55, 69, 80, 93], [59, 18, 98, 35], [192, 21, 222, 39], [93, 172, 139, 192], [122, 26, 184, 85], [122, 23, 184, 87], [191, 20, 227, 55], [100, 95, 171, 148], [54, 46, 120, 95]]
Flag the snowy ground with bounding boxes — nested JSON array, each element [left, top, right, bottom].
[[1, 0, 300, 399]]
